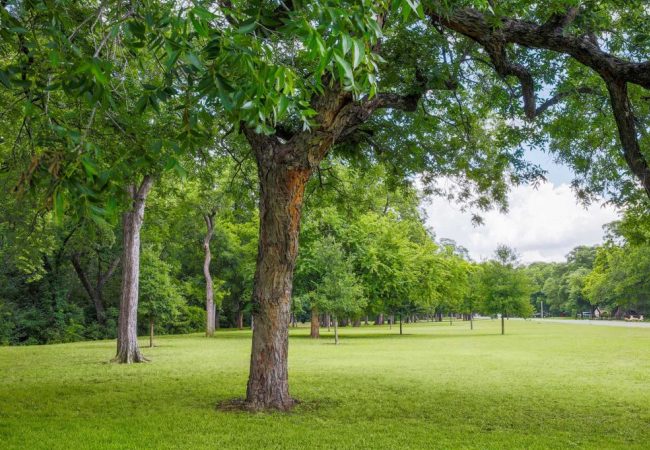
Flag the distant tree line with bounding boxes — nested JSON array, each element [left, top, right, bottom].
[[524, 206, 650, 319]]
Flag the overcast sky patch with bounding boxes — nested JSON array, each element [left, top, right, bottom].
[[423, 181, 619, 263]]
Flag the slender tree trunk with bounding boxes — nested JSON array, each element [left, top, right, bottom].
[[334, 316, 339, 345], [399, 314, 403, 335], [149, 317, 154, 348], [310, 307, 319, 339], [470, 312, 474, 330], [364, 315, 368, 326], [324, 313, 331, 331], [203, 213, 216, 337], [71, 253, 119, 325], [501, 314, 505, 335], [245, 158, 310, 411], [115, 176, 154, 364], [237, 309, 244, 330]]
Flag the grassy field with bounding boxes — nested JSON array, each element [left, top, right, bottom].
[[1, 320, 649, 449]]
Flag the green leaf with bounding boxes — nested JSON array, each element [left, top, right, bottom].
[[333, 51, 354, 84], [190, 14, 209, 37], [53, 188, 64, 224], [0, 70, 11, 88], [238, 19, 257, 34], [81, 157, 98, 177], [341, 34, 352, 55], [277, 95, 290, 117], [193, 6, 216, 20], [352, 40, 364, 69], [184, 52, 203, 69], [135, 95, 148, 114], [165, 50, 180, 70]]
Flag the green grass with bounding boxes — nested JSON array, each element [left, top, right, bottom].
[[1, 320, 649, 449]]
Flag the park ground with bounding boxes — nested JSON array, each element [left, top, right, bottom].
[[1, 320, 648, 449]]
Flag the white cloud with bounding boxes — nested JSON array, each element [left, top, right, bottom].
[[423, 182, 619, 263]]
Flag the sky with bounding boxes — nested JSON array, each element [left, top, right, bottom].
[[422, 151, 620, 264]]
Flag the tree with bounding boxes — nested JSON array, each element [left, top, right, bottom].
[[479, 246, 533, 335], [138, 247, 184, 348], [300, 236, 366, 345], [116, 177, 155, 362], [185, 1, 534, 410], [461, 265, 482, 330], [1, 0, 213, 362], [584, 206, 650, 317]]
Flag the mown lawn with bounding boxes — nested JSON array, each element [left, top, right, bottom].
[[1, 320, 648, 449]]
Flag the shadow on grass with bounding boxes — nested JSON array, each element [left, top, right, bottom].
[[290, 331, 503, 340]]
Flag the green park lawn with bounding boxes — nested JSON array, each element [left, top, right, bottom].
[[1, 320, 648, 449]]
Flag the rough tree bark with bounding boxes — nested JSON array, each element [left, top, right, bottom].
[[244, 145, 310, 410], [115, 175, 154, 364], [203, 212, 216, 337], [310, 307, 319, 339], [241, 75, 433, 410]]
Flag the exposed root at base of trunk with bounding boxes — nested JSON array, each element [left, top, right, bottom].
[[217, 397, 299, 413], [111, 352, 150, 364]]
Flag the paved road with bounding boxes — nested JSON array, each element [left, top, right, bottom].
[[531, 319, 650, 328]]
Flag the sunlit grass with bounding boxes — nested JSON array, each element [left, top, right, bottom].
[[1, 319, 648, 449]]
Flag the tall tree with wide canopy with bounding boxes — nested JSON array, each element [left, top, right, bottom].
[[184, 0, 536, 410], [1, 0, 213, 362]]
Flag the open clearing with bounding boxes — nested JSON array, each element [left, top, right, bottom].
[[1, 320, 648, 449]]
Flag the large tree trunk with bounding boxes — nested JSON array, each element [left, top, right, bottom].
[[310, 307, 319, 339], [115, 176, 154, 364], [203, 213, 216, 337], [240, 81, 420, 410], [245, 160, 310, 411]]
